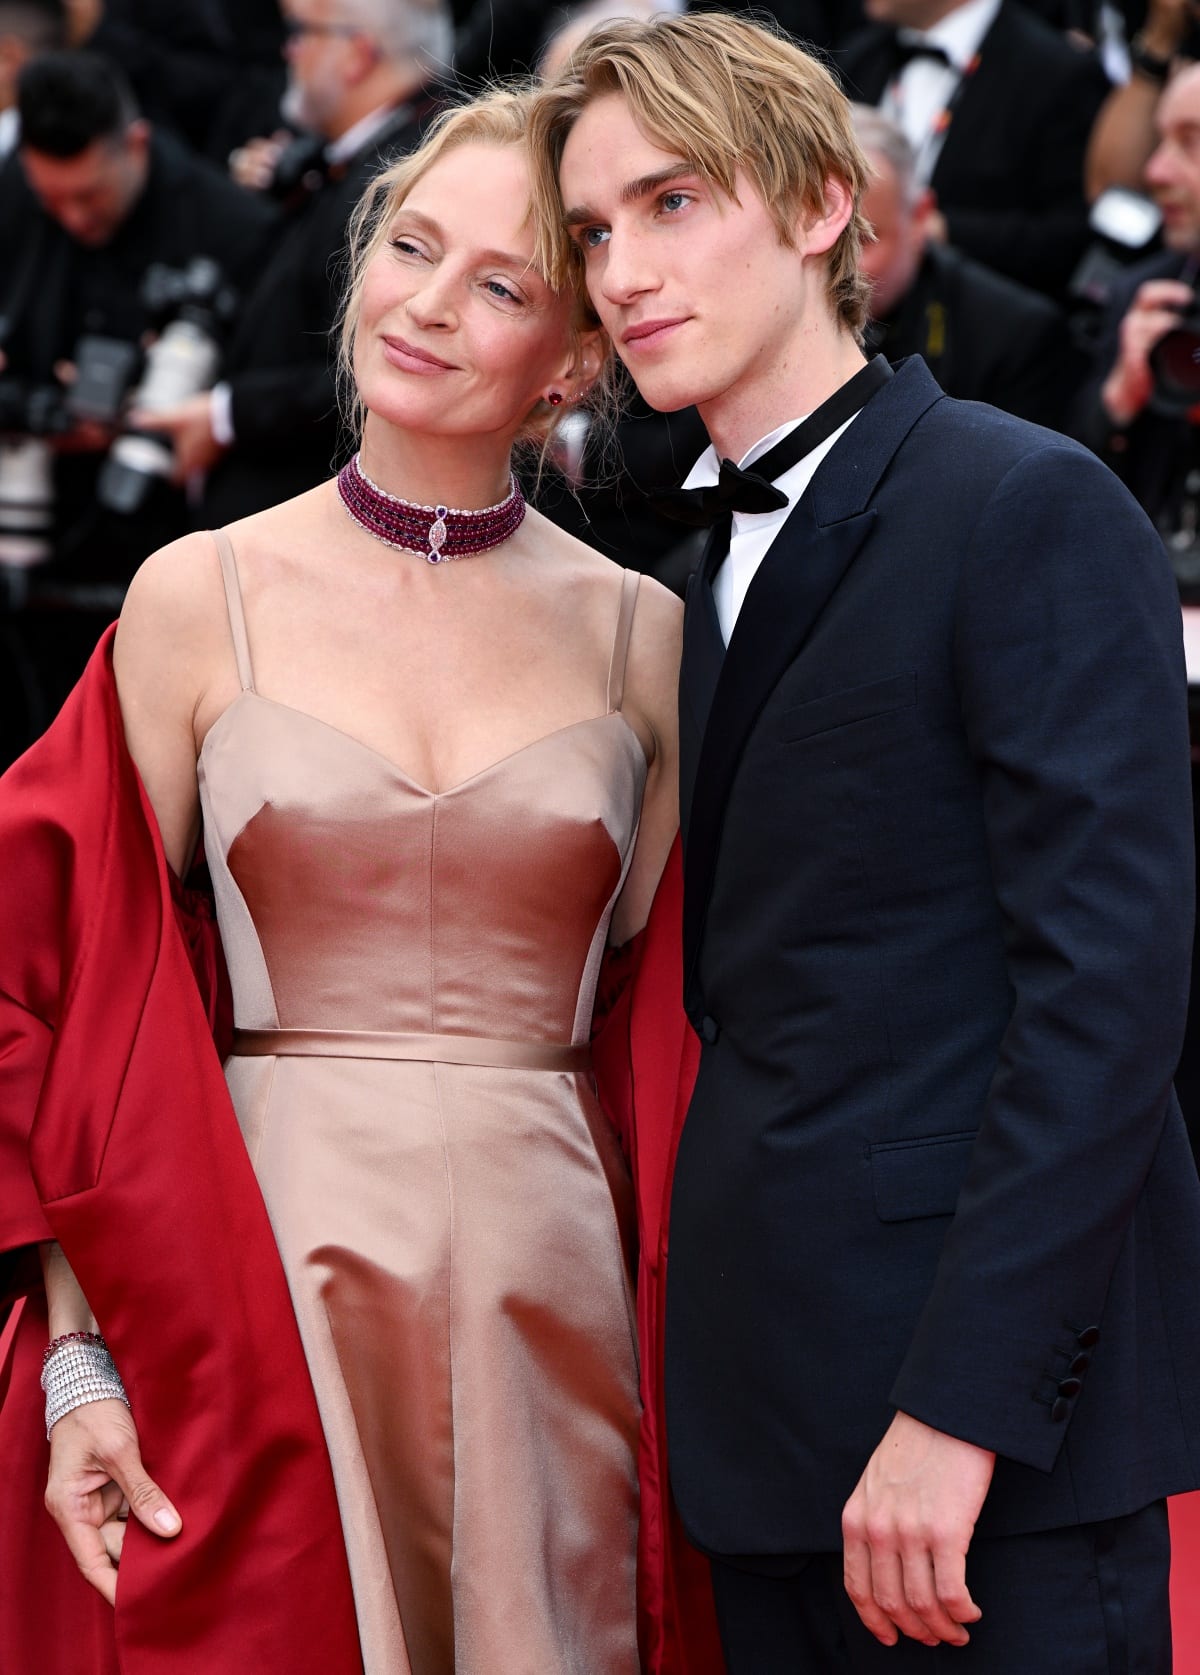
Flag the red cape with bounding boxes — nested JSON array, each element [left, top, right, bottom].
[[593, 852, 725, 1675], [0, 629, 721, 1672], [0, 629, 360, 1672]]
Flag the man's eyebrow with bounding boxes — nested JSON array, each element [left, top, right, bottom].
[[562, 163, 698, 228]]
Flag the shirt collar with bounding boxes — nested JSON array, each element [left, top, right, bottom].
[[325, 102, 404, 166], [681, 416, 806, 491], [899, 0, 1000, 73]]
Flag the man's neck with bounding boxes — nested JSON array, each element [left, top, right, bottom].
[[900, 0, 973, 29], [701, 327, 869, 464]]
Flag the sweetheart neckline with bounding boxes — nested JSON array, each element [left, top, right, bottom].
[[198, 689, 648, 799]]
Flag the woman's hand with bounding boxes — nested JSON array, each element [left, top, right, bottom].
[[45, 1398, 181, 1605]]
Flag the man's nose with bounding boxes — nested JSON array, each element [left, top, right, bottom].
[[1145, 140, 1174, 188], [599, 227, 657, 306]]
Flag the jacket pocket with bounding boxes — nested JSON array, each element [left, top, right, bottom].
[[779, 672, 917, 744], [869, 1129, 976, 1222]]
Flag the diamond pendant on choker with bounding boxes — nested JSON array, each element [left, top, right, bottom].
[[337, 453, 526, 563]]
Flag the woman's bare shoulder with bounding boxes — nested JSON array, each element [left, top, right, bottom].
[[115, 530, 230, 685]]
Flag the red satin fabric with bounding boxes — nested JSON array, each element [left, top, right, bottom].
[[593, 843, 726, 1675], [0, 628, 361, 1673]]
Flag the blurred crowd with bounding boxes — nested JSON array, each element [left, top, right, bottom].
[[3, 0, 1200, 766]]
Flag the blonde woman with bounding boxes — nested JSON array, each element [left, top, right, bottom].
[[21, 89, 681, 1674]]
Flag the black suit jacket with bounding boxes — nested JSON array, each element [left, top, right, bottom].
[[668, 357, 1200, 1555], [872, 241, 1083, 427], [203, 100, 439, 525], [838, 0, 1109, 297]]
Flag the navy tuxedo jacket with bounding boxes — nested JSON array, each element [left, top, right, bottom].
[[668, 357, 1200, 1555]]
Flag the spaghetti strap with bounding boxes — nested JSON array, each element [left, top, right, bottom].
[[210, 528, 256, 693], [606, 569, 641, 714]]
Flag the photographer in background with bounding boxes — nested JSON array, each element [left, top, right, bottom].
[[149, 0, 451, 526], [0, 49, 273, 758], [1074, 60, 1200, 539], [854, 104, 1084, 425]]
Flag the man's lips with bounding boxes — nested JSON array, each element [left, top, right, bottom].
[[621, 317, 688, 349], [382, 335, 457, 371]]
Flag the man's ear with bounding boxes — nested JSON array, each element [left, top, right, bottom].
[[346, 29, 383, 84], [560, 324, 608, 402], [912, 186, 938, 240], [800, 175, 855, 258], [125, 118, 151, 162]]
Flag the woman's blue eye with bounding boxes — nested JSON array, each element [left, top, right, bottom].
[[487, 280, 519, 302]]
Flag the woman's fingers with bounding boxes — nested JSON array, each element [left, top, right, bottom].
[[104, 1437, 182, 1537], [99, 1515, 126, 1567], [45, 1401, 182, 1602]]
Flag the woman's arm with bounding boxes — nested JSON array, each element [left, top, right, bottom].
[[609, 576, 683, 949], [41, 532, 228, 1600], [40, 1242, 182, 1604]]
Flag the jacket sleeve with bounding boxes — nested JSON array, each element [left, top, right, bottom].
[[889, 440, 1194, 1469]]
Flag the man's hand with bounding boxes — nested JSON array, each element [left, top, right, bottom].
[[1101, 278, 1195, 425], [841, 1410, 995, 1649], [228, 131, 293, 193], [129, 394, 226, 481]]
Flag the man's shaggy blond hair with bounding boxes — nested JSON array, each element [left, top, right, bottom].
[[527, 12, 873, 338]]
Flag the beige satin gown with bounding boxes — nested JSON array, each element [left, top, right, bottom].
[[198, 531, 645, 1675]]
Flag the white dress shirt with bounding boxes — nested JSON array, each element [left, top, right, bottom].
[[880, 0, 1000, 182], [682, 412, 859, 645]]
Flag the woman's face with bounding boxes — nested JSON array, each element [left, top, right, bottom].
[[354, 142, 581, 443]]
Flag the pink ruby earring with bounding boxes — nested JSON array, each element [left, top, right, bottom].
[[547, 391, 564, 407]]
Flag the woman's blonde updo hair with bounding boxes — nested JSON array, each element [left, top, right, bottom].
[[336, 87, 616, 456]]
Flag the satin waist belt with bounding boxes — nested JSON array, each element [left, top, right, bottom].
[[230, 1027, 591, 1072]]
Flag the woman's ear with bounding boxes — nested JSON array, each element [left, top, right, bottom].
[[799, 175, 855, 259]]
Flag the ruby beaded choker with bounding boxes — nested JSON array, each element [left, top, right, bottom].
[[337, 453, 526, 564]]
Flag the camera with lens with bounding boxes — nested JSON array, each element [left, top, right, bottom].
[[266, 130, 328, 204], [0, 344, 132, 568], [1147, 263, 1200, 419], [1068, 187, 1164, 355], [97, 256, 238, 515]]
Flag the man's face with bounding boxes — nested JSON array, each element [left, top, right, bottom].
[[860, 151, 930, 317], [557, 93, 815, 433], [20, 127, 147, 246], [280, 0, 360, 137], [1145, 68, 1200, 251]]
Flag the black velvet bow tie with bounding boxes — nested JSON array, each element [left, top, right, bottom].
[[650, 456, 789, 530], [648, 355, 894, 529], [891, 34, 953, 71]]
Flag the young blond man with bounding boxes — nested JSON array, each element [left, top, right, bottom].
[[531, 16, 1200, 1672]]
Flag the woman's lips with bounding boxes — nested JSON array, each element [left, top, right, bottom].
[[382, 335, 457, 373]]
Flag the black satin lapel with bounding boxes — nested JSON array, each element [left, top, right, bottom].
[[680, 570, 725, 739], [682, 503, 878, 987]]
